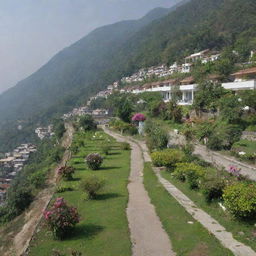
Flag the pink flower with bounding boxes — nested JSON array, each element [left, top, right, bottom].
[[132, 113, 146, 122]]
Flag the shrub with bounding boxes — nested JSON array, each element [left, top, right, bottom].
[[58, 166, 75, 181], [125, 125, 138, 135], [56, 185, 74, 193], [173, 163, 206, 189], [101, 144, 111, 155], [79, 115, 97, 131], [29, 171, 46, 188], [85, 153, 103, 170], [43, 197, 80, 239], [120, 142, 130, 150], [202, 176, 226, 202], [80, 176, 105, 199], [151, 149, 185, 169], [145, 121, 169, 150], [223, 183, 256, 219]]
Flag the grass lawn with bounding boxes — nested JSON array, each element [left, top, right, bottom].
[[144, 162, 233, 256], [161, 171, 256, 252], [29, 130, 131, 256]]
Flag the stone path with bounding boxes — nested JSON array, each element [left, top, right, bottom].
[[169, 131, 256, 181], [103, 127, 175, 256], [133, 138, 256, 256]]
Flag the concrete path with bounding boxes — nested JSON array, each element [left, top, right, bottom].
[[103, 127, 175, 256], [169, 131, 256, 181], [133, 138, 256, 256]]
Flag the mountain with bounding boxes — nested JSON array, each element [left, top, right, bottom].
[[0, 5, 176, 124], [0, 0, 256, 151]]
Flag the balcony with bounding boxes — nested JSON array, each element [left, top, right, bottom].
[[222, 80, 256, 91]]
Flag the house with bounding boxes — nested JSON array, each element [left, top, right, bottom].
[[185, 49, 210, 63], [92, 109, 109, 116], [181, 63, 192, 73], [222, 67, 256, 91]]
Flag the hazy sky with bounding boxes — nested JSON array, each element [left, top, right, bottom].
[[0, 0, 179, 94]]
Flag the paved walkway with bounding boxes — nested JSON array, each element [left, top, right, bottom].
[[133, 138, 256, 256], [169, 131, 256, 181], [103, 127, 175, 256]]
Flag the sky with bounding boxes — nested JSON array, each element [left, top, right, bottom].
[[0, 0, 180, 94]]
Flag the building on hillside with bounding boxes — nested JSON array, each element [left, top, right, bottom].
[[181, 63, 193, 73], [185, 49, 210, 63], [222, 67, 256, 91], [92, 109, 109, 116]]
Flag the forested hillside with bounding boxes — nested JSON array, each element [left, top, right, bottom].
[[0, 0, 256, 151]]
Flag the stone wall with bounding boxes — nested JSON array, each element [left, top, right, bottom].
[[241, 131, 256, 141]]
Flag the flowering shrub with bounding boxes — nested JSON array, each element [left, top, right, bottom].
[[223, 183, 256, 219], [151, 149, 185, 169], [58, 166, 75, 181], [43, 197, 80, 239], [85, 153, 103, 170], [227, 166, 241, 177], [80, 176, 105, 199], [132, 113, 146, 122]]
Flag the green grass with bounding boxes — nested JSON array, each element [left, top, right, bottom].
[[161, 171, 256, 252], [143, 162, 232, 256], [152, 118, 184, 131], [29, 130, 131, 256], [232, 139, 256, 155]]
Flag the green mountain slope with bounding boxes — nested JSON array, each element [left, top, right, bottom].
[[0, 6, 175, 124]]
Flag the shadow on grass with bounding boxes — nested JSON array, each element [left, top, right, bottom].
[[71, 177, 81, 181], [100, 166, 120, 170], [69, 224, 104, 241], [109, 152, 121, 156], [95, 193, 121, 201]]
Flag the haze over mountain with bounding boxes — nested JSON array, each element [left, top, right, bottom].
[[0, 0, 255, 152], [0, 0, 181, 94]]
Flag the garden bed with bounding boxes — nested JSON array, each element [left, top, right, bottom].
[[28, 131, 131, 256], [161, 171, 256, 252], [144, 163, 232, 256]]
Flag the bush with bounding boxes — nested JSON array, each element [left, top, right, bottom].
[[58, 166, 75, 181], [145, 120, 169, 150], [120, 142, 130, 150], [43, 198, 80, 239], [151, 149, 185, 169], [101, 144, 111, 155], [85, 153, 103, 170], [29, 170, 46, 188], [80, 176, 105, 199], [223, 183, 256, 219], [56, 185, 74, 193], [202, 176, 226, 202], [173, 163, 206, 189], [79, 115, 97, 131]]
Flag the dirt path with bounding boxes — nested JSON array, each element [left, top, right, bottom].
[[0, 122, 74, 256], [103, 127, 175, 256], [169, 131, 256, 181]]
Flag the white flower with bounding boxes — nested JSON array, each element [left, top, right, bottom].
[[238, 151, 246, 156]]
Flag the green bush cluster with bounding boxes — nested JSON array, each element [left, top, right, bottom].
[[145, 120, 169, 151], [223, 183, 256, 219], [151, 149, 185, 169], [173, 163, 206, 189], [202, 176, 226, 202], [120, 142, 130, 151], [80, 176, 105, 199]]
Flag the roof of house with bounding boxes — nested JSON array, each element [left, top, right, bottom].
[[231, 67, 256, 76], [180, 76, 195, 84]]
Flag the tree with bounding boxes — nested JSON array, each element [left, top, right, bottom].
[[116, 99, 134, 123], [193, 81, 226, 112], [165, 101, 182, 123], [79, 115, 97, 131], [219, 94, 243, 124]]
